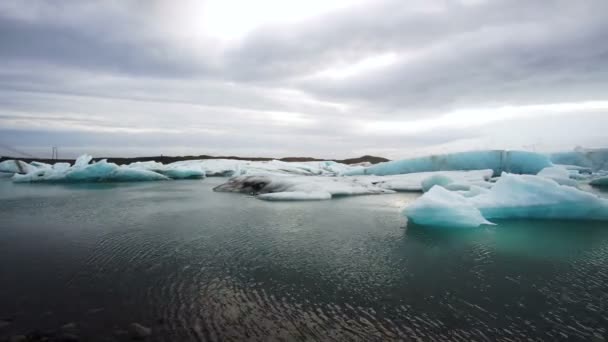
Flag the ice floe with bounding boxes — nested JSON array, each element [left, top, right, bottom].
[[403, 173, 608, 228], [345, 150, 552, 177], [213, 175, 394, 200]]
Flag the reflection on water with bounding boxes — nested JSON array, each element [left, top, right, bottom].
[[1, 178, 607, 341]]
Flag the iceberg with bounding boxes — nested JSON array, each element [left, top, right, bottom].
[[126, 161, 205, 179], [345, 150, 552, 177], [13, 157, 170, 183], [171, 159, 356, 177], [213, 175, 394, 200], [11, 154, 209, 183], [550, 148, 608, 171], [403, 173, 608, 228], [367, 169, 493, 192], [536, 166, 579, 187], [0, 159, 37, 175]]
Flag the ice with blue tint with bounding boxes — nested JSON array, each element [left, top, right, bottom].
[[10, 155, 209, 183], [404, 186, 494, 227], [126, 161, 205, 179], [420, 174, 471, 192], [0, 160, 37, 175], [536, 166, 579, 187], [13, 157, 171, 183], [549, 148, 608, 171], [345, 150, 552, 177], [403, 173, 608, 228]]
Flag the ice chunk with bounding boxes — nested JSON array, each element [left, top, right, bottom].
[[404, 186, 493, 228], [536, 166, 578, 187], [550, 148, 608, 171], [214, 174, 394, 200], [370, 169, 493, 192], [403, 173, 608, 228], [127, 161, 205, 179], [0, 160, 37, 174], [345, 150, 552, 177], [13, 158, 170, 183]]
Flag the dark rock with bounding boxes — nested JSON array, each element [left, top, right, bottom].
[[128, 323, 151, 339], [0, 320, 11, 329]]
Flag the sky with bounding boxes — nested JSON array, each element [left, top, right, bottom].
[[0, 0, 607, 159]]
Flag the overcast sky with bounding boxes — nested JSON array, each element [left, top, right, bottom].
[[0, 0, 607, 159]]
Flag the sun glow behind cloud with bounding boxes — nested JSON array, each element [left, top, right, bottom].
[[198, 0, 367, 40]]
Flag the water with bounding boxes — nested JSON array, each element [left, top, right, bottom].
[[1, 178, 608, 341]]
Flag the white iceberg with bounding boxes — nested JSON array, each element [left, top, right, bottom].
[[126, 161, 205, 179], [13, 156, 171, 183], [536, 166, 579, 187], [368, 169, 493, 192], [213, 174, 394, 200], [170, 159, 356, 177], [11, 154, 208, 183], [550, 148, 608, 171], [345, 150, 552, 177], [403, 173, 608, 228], [0, 159, 38, 175]]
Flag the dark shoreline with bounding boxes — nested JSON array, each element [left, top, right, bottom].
[[0, 154, 389, 166]]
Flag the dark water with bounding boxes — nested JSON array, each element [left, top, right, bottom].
[[1, 178, 608, 341]]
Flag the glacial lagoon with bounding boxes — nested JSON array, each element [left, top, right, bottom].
[[1, 177, 607, 341]]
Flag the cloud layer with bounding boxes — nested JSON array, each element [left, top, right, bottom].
[[0, 0, 606, 158]]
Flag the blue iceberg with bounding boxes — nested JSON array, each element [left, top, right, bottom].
[[403, 173, 608, 228], [345, 150, 552, 177], [11, 154, 205, 183]]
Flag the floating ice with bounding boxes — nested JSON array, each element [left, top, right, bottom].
[[404, 186, 494, 228], [170, 159, 355, 177], [345, 150, 552, 177], [536, 166, 578, 187], [13, 158, 170, 183], [126, 161, 205, 179], [213, 175, 394, 200], [0, 160, 37, 175], [550, 148, 608, 171], [403, 173, 608, 228], [368, 170, 493, 192]]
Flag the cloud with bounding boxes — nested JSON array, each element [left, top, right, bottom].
[[0, 0, 606, 158]]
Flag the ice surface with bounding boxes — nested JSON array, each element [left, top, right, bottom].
[[213, 175, 394, 200], [550, 148, 608, 171], [345, 150, 552, 177], [536, 166, 579, 187], [170, 159, 355, 177], [0, 160, 37, 175], [403, 173, 608, 228], [126, 161, 205, 179], [13, 159, 170, 183], [403, 186, 494, 228], [368, 170, 493, 192]]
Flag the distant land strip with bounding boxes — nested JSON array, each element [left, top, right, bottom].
[[0, 154, 389, 165]]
